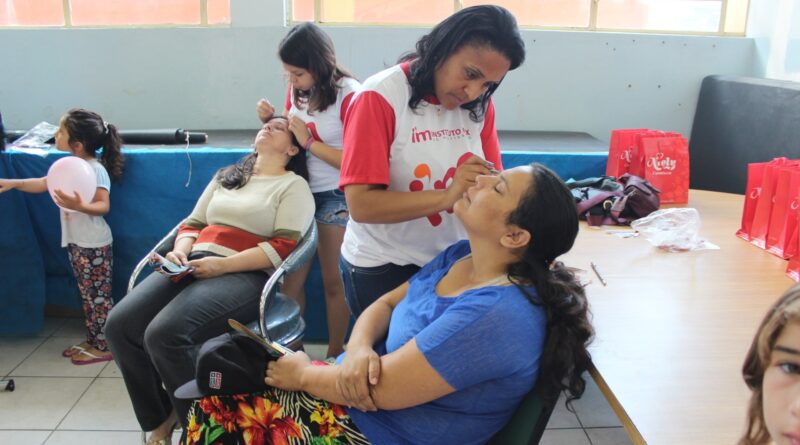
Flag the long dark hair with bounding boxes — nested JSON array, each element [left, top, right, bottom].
[[506, 163, 594, 407], [739, 284, 800, 445], [399, 5, 525, 122], [62, 108, 124, 181], [216, 116, 308, 189], [279, 22, 354, 114]]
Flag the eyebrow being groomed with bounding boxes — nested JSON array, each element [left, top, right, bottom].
[[775, 345, 800, 356]]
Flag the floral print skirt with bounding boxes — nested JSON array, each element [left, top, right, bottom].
[[181, 387, 370, 445]]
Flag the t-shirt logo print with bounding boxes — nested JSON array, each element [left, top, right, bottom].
[[408, 153, 475, 227]]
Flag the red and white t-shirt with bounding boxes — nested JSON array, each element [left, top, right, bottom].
[[339, 62, 502, 268], [286, 76, 360, 193]]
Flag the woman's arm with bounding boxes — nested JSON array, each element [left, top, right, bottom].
[[336, 282, 409, 409], [305, 140, 342, 169], [345, 155, 491, 223], [189, 247, 273, 279], [0, 177, 47, 194], [268, 337, 455, 411]]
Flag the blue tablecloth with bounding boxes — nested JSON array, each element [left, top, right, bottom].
[[0, 148, 605, 337]]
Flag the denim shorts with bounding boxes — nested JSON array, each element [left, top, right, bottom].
[[313, 189, 349, 227]]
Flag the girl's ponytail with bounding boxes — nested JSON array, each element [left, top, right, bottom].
[[101, 123, 124, 182], [62, 108, 125, 182]]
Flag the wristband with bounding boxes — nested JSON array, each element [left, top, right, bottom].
[[303, 136, 315, 151]]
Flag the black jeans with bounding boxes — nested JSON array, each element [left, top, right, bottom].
[[105, 269, 266, 431]]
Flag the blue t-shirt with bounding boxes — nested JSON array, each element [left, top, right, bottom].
[[346, 240, 546, 445]]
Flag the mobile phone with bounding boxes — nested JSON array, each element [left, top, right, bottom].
[[228, 319, 294, 357], [149, 253, 192, 275]]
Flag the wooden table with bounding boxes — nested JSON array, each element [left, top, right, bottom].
[[562, 190, 794, 445]]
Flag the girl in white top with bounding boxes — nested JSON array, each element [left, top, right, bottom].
[[257, 22, 360, 359], [0, 108, 124, 365], [339, 5, 526, 316]]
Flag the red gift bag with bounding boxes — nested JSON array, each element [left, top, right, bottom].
[[641, 136, 690, 204], [736, 161, 772, 241], [749, 159, 798, 249], [786, 223, 800, 282], [606, 129, 648, 178], [629, 131, 681, 178], [766, 167, 800, 258]]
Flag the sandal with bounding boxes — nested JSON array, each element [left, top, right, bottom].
[[62, 342, 90, 357], [142, 421, 179, 445], [70, 349, 113, 365]]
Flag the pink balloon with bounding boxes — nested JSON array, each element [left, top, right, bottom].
[[46, 157, 97, 213]]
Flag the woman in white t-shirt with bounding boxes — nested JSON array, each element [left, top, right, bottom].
[[339, 5, 526, 316], [257, 22, 361, 359], [0, 108, 124, 365]]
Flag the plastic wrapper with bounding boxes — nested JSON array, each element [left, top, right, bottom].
[[630, 208, 719, 252], [10, 122, 57, 148]]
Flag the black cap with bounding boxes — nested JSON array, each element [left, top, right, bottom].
[[174, 331, 269, 399]]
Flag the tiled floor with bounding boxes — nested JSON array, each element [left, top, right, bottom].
[[0, 318, 633, 445]]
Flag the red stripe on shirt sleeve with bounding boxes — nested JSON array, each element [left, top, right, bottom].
[[267, 237, 299, 260], [481, 99, 503, 170], [340, 91, 356, 123], [339, 91, 396, 188], [177, 224, 201, 238], [284, 86, 292, 112]]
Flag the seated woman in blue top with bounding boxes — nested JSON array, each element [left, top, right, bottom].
[[180, 163, 594, 445]]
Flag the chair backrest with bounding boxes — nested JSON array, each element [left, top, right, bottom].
[[258, 221, 318, 338], [487, 386, 558, 445], [127, 224, 180, 293]]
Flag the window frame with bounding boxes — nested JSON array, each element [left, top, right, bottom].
[[0, 0, 230, 29], [288, 0, 749, 37]]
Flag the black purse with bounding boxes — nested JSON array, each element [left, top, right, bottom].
[[568, 174, 660, 226]]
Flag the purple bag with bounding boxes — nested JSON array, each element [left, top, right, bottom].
[[570, 174, 661, 226]]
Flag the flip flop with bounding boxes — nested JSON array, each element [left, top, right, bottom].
[[70, 349, 113, 365], [62, 343, 89, 357]]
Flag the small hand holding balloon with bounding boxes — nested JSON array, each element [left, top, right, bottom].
[[53, 189, 85, 212], [46, 157, 97, 213]]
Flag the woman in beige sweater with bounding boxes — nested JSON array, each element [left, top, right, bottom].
[[106, 116, 315, 445]]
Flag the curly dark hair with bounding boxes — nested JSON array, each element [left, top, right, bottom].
[[216, 116, 308, 190], [279, 22, 354, 115], [399, 5, 525, 122], [62, 108, 124, 181], [505, 163, 594, 408]]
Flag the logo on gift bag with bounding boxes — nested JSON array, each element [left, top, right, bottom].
[[791, 197, 800, 211], [750, 187, 762, 200], [647, 153, 677, 173]]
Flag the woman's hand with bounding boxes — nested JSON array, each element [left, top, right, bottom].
[[288, 116, 311, 146], [265, 351, 312, 391], [53, 189, 86, 212], [256, 99, 275, 124], [445, 155, 492, 205], [336, 345, 380, 412], [165, 250, 189, 267], [188, 257, 228, 279]]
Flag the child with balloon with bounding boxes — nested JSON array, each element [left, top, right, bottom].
[[0, 108, 124, 365]]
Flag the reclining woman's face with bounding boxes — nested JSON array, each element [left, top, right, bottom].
[[454, 165, 533, 236], [254, 117, 294, 153], [764, 320, 800, 445]]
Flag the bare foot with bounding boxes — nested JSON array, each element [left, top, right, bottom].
[[146, 410, 179, 445]]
